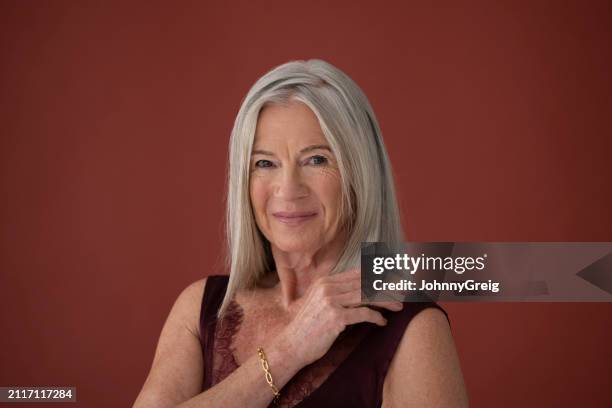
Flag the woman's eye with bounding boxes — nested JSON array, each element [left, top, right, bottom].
[[254, 159, 274, 168], [308, 155, 328, 166]]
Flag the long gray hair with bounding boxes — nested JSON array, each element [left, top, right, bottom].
[[219, 59, 403, 317]]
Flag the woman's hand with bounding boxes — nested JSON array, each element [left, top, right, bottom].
[[275, 268, 403, 367]]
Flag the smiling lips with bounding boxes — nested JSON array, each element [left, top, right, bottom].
[[272, 211, 318, 225]]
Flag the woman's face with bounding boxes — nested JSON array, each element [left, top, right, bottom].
[[249, 101, 344, 254]]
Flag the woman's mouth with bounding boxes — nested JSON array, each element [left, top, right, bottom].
[[272, 211, 318, 225]]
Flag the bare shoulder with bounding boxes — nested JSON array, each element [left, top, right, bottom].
[[382, 307, 469, 408], [132, 277, 209, 408], [405, 306, 451, 343], [173, 277, 208, 339], [178, 277, 207, 305]]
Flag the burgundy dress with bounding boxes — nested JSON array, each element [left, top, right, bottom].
[[199, 275, 449, 408]]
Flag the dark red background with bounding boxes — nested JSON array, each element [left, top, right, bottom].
[[1, 1, 611, 407]]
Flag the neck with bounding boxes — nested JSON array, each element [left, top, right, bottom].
[[270, 228, 348, 310]]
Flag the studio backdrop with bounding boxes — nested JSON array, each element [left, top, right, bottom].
[[1, 1, 611, 407]]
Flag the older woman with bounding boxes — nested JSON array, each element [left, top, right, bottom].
[[134, 59, 468, 408]]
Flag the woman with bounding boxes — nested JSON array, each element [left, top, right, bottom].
[[134, 59, 468, 407]]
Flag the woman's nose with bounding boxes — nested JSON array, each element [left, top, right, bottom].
[[274, 165, 308, 200]]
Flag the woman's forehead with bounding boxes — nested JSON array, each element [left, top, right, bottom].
[[254, 103, 327, 148]]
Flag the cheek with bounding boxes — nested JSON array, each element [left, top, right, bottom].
[[313, 171, 342, 218], [249, 178, 268, 217]]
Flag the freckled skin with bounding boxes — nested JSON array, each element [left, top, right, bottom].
[[249, 102, 345, 257], [231, 101, 347, 361], [134, 89, 467, 408], [230, 289, 293, 365]]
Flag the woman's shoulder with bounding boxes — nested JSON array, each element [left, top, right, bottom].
[[171, 276, 228, 340], [177, 277, 209, 306], [181, 275, 230, 305], [381, 305, 468, 406], [379, 300, 449, 338], [401, 305, 451, 341]]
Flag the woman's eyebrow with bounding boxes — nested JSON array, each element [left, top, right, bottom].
[[251, 149, 275, 156], [299, 144, 331, 154], [251, 144, 331, 156]]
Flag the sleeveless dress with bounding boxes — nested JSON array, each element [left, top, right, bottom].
[[199, 275, 449, 408]]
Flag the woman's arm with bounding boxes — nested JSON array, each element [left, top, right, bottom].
[[134, 269, 403, 407], [382, 307, 469, 408], [132, 278, 303, 408]]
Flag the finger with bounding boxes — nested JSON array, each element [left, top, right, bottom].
[[342, 306, 387, 326], [322, 277, 361, 294], [327, 268, 361, 282], [339, 278, 361, 293], [362, 300, 403, 311], [334, 290, 403, 311]]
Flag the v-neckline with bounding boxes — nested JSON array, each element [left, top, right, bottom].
[[223, 298, 374, 407], [291, 324, 373, 407]]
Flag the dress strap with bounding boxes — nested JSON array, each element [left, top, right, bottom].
[[199, 275, 230, 390]]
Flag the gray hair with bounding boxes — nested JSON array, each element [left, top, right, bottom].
[[219, 59, 404, 317]]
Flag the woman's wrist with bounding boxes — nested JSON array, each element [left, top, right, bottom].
[[263, 336, 305, 385]]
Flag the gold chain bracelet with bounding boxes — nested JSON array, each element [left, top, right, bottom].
[[257, 347, 280, 403]]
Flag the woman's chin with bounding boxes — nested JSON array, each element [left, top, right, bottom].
[[271, 238, 319, 254]]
